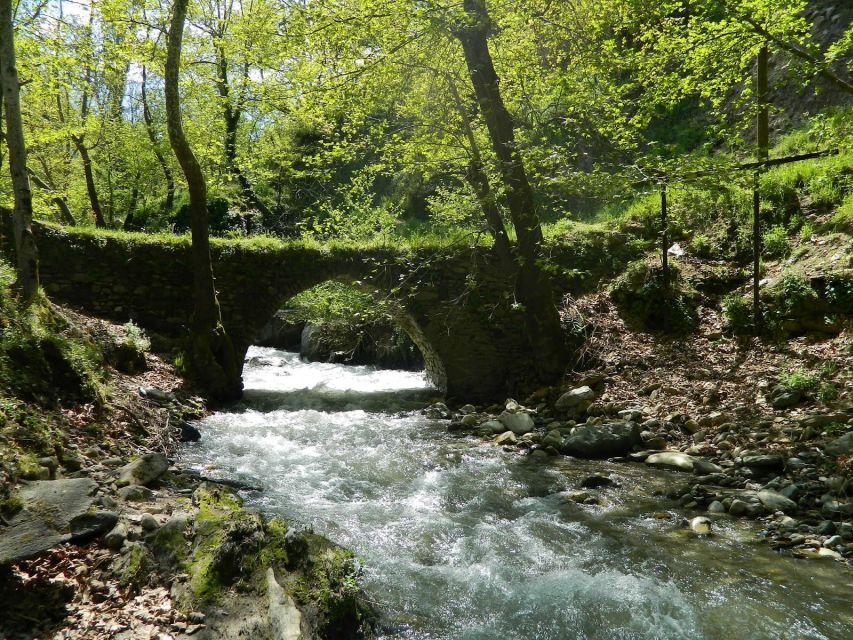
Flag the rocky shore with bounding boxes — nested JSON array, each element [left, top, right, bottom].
[[433, 373, 853, 565], [0, 351, 373, 640]]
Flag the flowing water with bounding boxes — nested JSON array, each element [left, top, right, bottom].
[[182, 347, 853, 640]]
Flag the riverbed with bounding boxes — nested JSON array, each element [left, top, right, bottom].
[[181, 347, 853, 639]]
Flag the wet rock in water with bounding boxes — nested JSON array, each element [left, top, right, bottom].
[[560, 490, 590, 504], [460, 414, 480, 426], [179, 421, 202, 443], [495, 431, 517, 445], [708, 500, 726, 514], [0, 479, 98, 565], [116, 452, 168, 487], [824, 431, 853, 456], [645, 451, 696, 472], [498, 411, 534, 435], [728, 499, 751, 517], [561, 421, 641, 458], [555, 386, 595, 411], [424, 403, 451, 419], [580, 475, 615, 489], [541, 429, 562, 450], [690, 517, 712, 535], [458, 404, 476, 415], [757, 490, 798, 514], [480, 420, 506, 435]]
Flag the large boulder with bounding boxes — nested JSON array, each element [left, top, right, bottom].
[[825, 431, 853, 456], [645, 451, 696, 472], [0, 478, 113, 565], [555, 386, 595, 412], [561, 421, 641, 458], [497, 411, 535, 435], [116, 452, 168, 487]]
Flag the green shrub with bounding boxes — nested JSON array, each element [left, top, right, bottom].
[[690, 234, 716, 258], [123, 321, 151, 352], [762, 225, 790, 258], [721, 293, 752, 333], [780, 369, 820, 396]]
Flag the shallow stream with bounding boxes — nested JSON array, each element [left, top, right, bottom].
[[181, 347, 853, 640]]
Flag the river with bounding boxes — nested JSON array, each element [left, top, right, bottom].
[[181, 346, 853, 640]]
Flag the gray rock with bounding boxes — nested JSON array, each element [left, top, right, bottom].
[[424, 402, 451, 419], [0, 478, 97, 565], [267, 569, 304, 640], [728, 499, 750, 517], [70, 510, 119, 541], [140, 513, 159, 532], [757, 490, 798, 513], [741, 454, 784, 470], [770, 386, 801, 409], [116, 453, 168, 488], [555, 386, 595, 411], [580, 475, 614, 489], [541, 429, 562, 450], [825, 431, 853, 456], [117, 485, 154, 502], [495, 431, 517, 445], [480, 420, 506, 435], [561, 421, 641, 458], [498, 411, 535, 435], [105, 521, 129, 550], [693, 459, 723, 475], [645, 451, 696, 472], [708, 500, 726, 513]]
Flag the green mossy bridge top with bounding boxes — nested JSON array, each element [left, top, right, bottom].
[[1, 211, 642, 400]]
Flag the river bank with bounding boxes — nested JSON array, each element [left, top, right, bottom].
[[0, 313, 372, 640]]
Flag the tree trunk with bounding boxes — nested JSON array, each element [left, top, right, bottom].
[[124, 171, 140, 229], [141, 66, 176, 212], [73, 136, 106, 227], [215, 46, 272, 220], [753, 44, 769, 333], [0, 0, 39, 305], [446, 74, 514, 272], [165, 0, 241, 401], [454, 0, 568, 380]]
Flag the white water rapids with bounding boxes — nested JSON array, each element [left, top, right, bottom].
[[181, 347, 852, 639]]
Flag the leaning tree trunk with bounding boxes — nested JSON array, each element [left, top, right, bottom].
[[0, 0, 39, 305], [454, 0, 568, 380], [165, 0, 241, 401]]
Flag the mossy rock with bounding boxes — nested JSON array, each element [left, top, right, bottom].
[[284, 532, 374, 640], [111, 542, 155, 589]]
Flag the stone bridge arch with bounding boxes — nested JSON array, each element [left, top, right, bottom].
[[1, 214, 540, 401]]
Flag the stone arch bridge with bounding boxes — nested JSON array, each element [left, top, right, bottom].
[[2, 214, 636, 400]]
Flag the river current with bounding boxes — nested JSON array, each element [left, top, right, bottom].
[[181, 346, 852, 640]]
